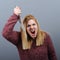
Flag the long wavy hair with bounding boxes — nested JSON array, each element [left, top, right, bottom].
[[20, 14, 45, 50]]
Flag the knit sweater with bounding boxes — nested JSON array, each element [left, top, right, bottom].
[[2, 14, 57, 60]]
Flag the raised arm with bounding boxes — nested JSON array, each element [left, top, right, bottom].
[[2, 6, 22, 45]]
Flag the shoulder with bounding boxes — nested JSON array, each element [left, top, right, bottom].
[[43, 31, 52, 44], [40, 30, 51, 40], [41, 30, 50, 36], [40, 30, 47, 37]]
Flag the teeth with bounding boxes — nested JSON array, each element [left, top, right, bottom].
[[31, 30, 34, 32], [31, 29, 34, 32]]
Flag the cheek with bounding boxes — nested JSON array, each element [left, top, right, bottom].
[[26, 27, 30, 32], [34, 25, 38, 29]]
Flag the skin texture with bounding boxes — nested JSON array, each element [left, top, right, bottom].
[[14, 6, 22, 16], [26, 19, 38, 39]]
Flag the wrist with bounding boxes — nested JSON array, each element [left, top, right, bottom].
[[13, 13, 20, 19]]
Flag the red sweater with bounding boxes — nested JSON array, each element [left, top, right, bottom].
[[2, 14, 57, 60]]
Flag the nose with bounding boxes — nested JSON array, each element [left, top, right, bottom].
[[30, 25, 33, 29]]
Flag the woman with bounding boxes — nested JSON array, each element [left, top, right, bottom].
[[2, 6, 57, 60]]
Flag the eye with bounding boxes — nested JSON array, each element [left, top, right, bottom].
[[33, 23, 35, 26], [27, 25, 30, 27]]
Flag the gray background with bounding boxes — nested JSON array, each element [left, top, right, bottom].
[[0, 0, 60, 60]]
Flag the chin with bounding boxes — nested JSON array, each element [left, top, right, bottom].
[[31, 36, 36, 39]]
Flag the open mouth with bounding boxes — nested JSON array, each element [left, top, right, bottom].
[[30, 30, 35, 35]]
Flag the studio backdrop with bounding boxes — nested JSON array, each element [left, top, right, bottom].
[[0, 0, 60, 60]]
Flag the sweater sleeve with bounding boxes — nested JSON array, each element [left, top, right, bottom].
[[2, 14, 21, 45], [46, 33, 57, 60]]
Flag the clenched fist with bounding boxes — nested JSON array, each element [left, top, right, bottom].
[[14, 6, 22, 16]]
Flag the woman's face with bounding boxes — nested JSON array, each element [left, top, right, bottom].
[[26, 19, 38, 39]]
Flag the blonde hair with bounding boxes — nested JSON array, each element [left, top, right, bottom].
[[20, 14, 45, 50]]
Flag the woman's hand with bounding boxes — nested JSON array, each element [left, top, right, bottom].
[[14, 6, 22, 16]]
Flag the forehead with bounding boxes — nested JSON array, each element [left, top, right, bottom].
[[27, 19, 36, 25]]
